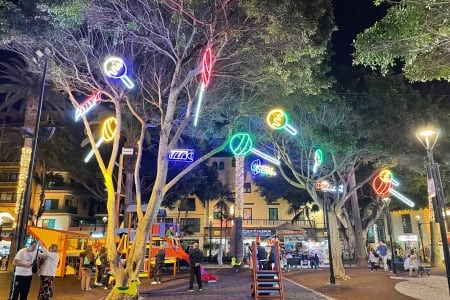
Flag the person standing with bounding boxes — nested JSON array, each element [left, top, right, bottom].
[[369, 250, 379, 272], [376, 241, 389, 271], [188, 243, 203, 292], [256, 242, 267, 271], [9, 240, 38, 300], [152, 245, 165, 284], [217, 245, 223, 267], [37, 244, 60, 300], [95, 246, 107, 286], [80, 245, 95, 291]]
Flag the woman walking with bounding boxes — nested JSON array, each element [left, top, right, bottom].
[[37, 244, 60, 300]]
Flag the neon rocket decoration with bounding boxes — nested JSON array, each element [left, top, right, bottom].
[[316, 180, 344, 193], [168, 149, 195, 162], [229, 132, 280, 166], [103, 57, 135, 89], [84, 117, 117, 163], [266, 109, 298, 136], [313, 148, 324, 173], [372, 170, 414, 207], [74, 90, 102, 121], [193, 46, 213, 127], [251, 159, 277, 176]]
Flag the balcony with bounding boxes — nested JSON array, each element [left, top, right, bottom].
[[242, 219, 316, 228], [44, 206, 78, 214]]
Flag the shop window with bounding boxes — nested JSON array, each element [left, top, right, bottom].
[[244, 182, 251, 193], [269, 208, 278, 220]]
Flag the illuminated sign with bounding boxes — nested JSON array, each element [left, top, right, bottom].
[[229, 132, 280, 165], [250, 159, 276, 176], [398, 235, 418, 242], [84, 117, 117, 163], [74, 90, 101, 121], [266, 109, 298, 136], [103, 57, 135, 89], [168, 149, 195, 162], [315, 180, 344, 193], [372, 170, 414, 207], [194, 46, 214, 127]]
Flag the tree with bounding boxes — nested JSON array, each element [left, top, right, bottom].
[[352, 0, 450, 82]]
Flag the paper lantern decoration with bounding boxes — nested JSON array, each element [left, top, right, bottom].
[[194, 46, 214, 127], [229, 132, 280, 165], [103, 57, 135, 89], [84, 117, 117, 163], [266, 109, 298, 136]]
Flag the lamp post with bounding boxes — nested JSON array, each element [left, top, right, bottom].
[[209, 216, 213, 261], [102, 216, 108, 234], [382, 197, 397, 274], [415, 216, 427, 262], [416, 128, 450, 293]]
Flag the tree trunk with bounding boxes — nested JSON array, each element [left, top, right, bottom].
[[328, 208, 349, 280], [349, 173, 367, 267], [233, 156, 244, 262], [123, 171, 134, 228]]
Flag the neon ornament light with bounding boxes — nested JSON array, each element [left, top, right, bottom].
[[229, 132, 280, 166], [84, 117, 117, 163], [168, 149, 195, 163], [312, 148, 324, 173], [266, 109, 298, 136], [372, 169, 414, 207], [74, 90, 102, 121], [316, 180, 344, 193], [251, 159, 277, 176], [103, 57, 135, 89], [193, 46, 213, 127]]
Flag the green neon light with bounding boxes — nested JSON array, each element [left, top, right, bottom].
[[314, 149, 324, 165], [229, 132, 254, 156]]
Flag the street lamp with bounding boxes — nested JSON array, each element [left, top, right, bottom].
[[209, 215, 213, 261], [102, 216, 108, 234], [415, 216, 427, 262], [416, 128, 450, 294], [381, 197, 397, 274]]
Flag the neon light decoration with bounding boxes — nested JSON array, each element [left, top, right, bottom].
[[168, 149, 195, 162], [266, 109, 298, 136], [316, 180, 344, 193], [251, 159, 277, 176], [84, 117, 117, 163], [372, 170, 414, 207], [74, 90, 102, 121], [16, 147, 32, 214], [313, 148, 324, 173], [103, 57, 135, 89], [194, 46, 214, 127], [229, 132, 280, 165]]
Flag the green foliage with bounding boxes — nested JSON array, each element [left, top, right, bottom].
[[353, 1, 450, 81], [38, 0, 88, 30]]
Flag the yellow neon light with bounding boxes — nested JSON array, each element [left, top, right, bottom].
[[102, 117, 117, 142], [16, 147, 32, 214]]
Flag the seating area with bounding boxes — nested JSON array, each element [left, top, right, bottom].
[[392, 261, 431, 277]]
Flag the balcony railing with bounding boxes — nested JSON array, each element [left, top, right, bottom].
[[44, 206, 78, 214], [242, 219, 316, 228]]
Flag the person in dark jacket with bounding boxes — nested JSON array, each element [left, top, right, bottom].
[[95, 246, 107, 286], [256, 242, 267, 271], [152, 245, 165, 284], [188, 243, 203, 291]]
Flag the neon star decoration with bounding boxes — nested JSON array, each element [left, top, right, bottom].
[[251, 159, 277, 176], [372, 169, 414, 207], [84, 117, 117, 163], [74, 90, 102, 121], [103, 57, 135, 89], [313, 148, 324, 173], [168, 149, 195, 163], [193, 46, 213, 127], [229, 132, 280, 166], [266, 109, 298, 136]]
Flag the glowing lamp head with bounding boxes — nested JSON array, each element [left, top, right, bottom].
[[201, 47, 213, 86], [229, 132, 254, 156], [101, 117, 117, 142], [103, 57, 128, 78], [267, 109, 289, 130]]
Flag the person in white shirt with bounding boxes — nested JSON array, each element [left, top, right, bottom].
[[9, 240, 37, 300], [217, 245, 224, 267], [37, 244, 60, 299]]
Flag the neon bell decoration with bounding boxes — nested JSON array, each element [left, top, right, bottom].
[[84, 117, 117, 163], [229, 132, 280, 166], [103, 57, 135, 89], [372, 169, 414, 207], [266, 109, 298, 136]]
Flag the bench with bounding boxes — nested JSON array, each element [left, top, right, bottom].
[[286, 258, 301, 269]]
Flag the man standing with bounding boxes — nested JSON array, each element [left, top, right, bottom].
[[188, 243, 203, 292], [377, 241, 389, 271], [256, 242, 267, 271], [152, 244, 165, 284], [217, 245, 223, 267], [9, 240, 37, 300]]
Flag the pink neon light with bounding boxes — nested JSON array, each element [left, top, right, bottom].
[[201, 47, 213, 86], [74, 90, 102, 121]]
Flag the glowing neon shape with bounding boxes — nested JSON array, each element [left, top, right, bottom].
[[168, 149, 195, 162], [229, 132, 280, 165], [84, 117, 117, 163], [103, 57, 135, 89], [74, 90, 102, 121], [266, 109, 298, 136], [16, 147, 32, 214], [313, 148, 324, 173], [389, 189, 415, 208], [194, 46, 214, 127], [251, 159, 277, 176], [372, 170, 414, 207], [316, 180, 344, 193]]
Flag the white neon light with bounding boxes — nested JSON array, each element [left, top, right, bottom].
[[250, 148, 280, 166], [389, 188, 415, 208], [251, 159, 277, 176], [193, 85, 205, 127], [284, 124, 297, 136], [74, 90, 101, 121], [103, 57, 135, 89], [391, 178, 399, 187], [84, 138, 104, 163]]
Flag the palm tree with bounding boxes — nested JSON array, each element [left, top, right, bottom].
[[286, 202, 320, 229], [213, 185, 234, 248]]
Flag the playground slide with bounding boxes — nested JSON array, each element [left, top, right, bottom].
[[164, 237, 218, 282]]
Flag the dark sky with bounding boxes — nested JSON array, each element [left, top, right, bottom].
[[332, 0, 387, 65]]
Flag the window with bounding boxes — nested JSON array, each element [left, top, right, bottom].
[[401, 214, 412, 233], [213, 208, 221, 219], [269, 208, 278, 220], [179, 198, 196, 211], [65, 199, 72, 207], [82, 200, 87, 209], [42, 219, 55, 229], [5, 173, 18, 182], [232, 158, 236, 167], [0, 192, 16, 203], [180, 218, 201, 233], [164, 218, 174, 224], [212, 162, 218, 169], [219, 161, 225, 170], [244, 182, 251, 193], [44, 199, 59, 211], [243, 208, 252, 220]]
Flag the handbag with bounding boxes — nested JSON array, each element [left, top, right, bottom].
[[96, 256, 102, 266]]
